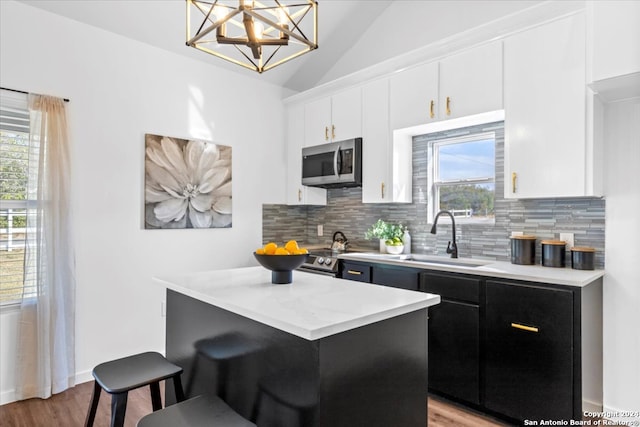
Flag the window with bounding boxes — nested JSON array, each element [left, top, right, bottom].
[[429, 132, 495, 224], [0, 90, 35, 304]]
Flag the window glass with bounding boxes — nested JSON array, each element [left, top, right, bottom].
[[431, 133, 495, 224]]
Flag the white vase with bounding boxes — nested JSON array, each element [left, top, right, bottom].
[[379, 239, 387, 253]]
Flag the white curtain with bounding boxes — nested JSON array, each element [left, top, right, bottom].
[[15, 94, 75, 400]]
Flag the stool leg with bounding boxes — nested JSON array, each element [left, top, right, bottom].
[[173, 374, 186, 403], [217, 360, 229, 401], [84, 381, 102, 427], [110, 392, 128, 427], [149, 382, 162, 411]]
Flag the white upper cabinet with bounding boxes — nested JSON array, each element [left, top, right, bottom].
[[304, 87, 362, 146], [389, 41, 503, 130], [504, 12, 598, 199], [390, 61, 439, 130], [361, 79, 412, 204], [439, 40, 503, 120], [286, 104, 326, 206]]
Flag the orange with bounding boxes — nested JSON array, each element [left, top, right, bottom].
[[284, 240, 299, 253], [255, 248, 265, 255], [294, 248, 308, 255], [263, 242, 277, 255], [275, 247, 290, 255]]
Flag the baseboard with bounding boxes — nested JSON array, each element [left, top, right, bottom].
[[1, 369, 100, 406], [603, 405, 640, 424], [0, 389, 16, 406]]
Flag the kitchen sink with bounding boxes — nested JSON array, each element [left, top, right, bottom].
[[385, 254, 491, 268]]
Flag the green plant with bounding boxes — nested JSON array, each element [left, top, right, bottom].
[[365, 219, 404, 242]]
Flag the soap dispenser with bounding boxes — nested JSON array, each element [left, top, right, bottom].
[[403, 227, 411, 254]]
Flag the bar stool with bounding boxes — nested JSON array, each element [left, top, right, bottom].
[[251, 369, 318, 427], [186, 333, 263, 400], [136, 393, 255, 427], [85, 351, 185, 427]]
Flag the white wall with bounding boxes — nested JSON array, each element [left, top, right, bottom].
[[603, 97, 640, 416], [317, 0, 542, 86], [0, 0, 286, 403]]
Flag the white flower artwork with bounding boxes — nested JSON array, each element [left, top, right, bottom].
[[144, 133, 232, 229]]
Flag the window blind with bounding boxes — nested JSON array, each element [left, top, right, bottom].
[[0, 89, 33, 304]]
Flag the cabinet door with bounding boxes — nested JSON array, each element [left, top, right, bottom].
[[390, 61, 439, 130], [331, 86, 362, 142], [362, 78, 391, 203], [439, 40, 503, 120], [428, 300, 480, 404], [286, 104, 326, 205], [485, 281, 574, 422], [504, 13, 587, 198], [421, 272, 481, 404], [304, 96, 331, 146]]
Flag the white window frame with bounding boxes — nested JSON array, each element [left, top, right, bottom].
[[428, 131, 496, 224]]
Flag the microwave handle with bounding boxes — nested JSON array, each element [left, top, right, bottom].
[[333, 145, 340, 178]]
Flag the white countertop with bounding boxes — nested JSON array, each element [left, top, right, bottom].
[[154, 266, 440, 341], [339, 253, 605, 288]]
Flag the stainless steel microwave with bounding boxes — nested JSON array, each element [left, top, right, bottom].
[[301, 138, 362, 188]]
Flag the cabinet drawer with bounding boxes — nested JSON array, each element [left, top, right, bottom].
[[419, 272, 481, 303], [372, 265, 420, 291], [341, 262, 371, 283]]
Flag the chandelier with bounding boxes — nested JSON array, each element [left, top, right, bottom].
[[186, 0, 318, 73]]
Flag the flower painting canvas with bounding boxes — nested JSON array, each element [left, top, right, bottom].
[[144, 133, 232, 229]]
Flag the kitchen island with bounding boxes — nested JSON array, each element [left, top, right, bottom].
[[154, 266, 440, 427]]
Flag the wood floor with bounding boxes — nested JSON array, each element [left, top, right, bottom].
[[0, 381, 507, 427]]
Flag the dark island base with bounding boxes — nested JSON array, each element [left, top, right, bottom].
[[166, 289, 428, 427]]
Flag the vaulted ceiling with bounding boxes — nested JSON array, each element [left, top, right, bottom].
[[19, 0, 542, 95]]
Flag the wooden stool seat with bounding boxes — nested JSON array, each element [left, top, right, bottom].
[[85, 351, 185, 427], [137, 394, 256, 427]]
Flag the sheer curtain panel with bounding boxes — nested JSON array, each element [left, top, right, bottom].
[[15, 94, 75, 400]]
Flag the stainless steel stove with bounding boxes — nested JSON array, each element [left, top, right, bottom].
[[297, 249, 342, 276]]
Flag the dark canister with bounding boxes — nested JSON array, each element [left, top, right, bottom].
[[571, 247, 595, 270], [510, 235, 536, 265], [541, 240, 566, 267]]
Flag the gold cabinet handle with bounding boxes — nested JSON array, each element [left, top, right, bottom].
[[512, 172, 517, 193], [298, 189, 302, 202], [324, 126, 329, 141], [446, 96, 451, 116], [511, 322, 539, 333], [429, 100, 435, 119], [347, 270, 362, 275], [331, 125, 335, 140], [381, 182, 385, 199]]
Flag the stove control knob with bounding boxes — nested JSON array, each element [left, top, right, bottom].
[[317, 257, 325, 265], [324, 258, 333, 266]]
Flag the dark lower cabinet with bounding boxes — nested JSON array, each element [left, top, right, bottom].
[[421, 272, 481, 405], [338, 258, 602, 425], [484, 280, 574, 422]]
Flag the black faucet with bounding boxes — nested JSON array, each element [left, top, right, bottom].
[[430, 210, 458, 258]]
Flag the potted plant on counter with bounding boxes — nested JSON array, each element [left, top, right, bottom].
[[365, 219, 404, 253]]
